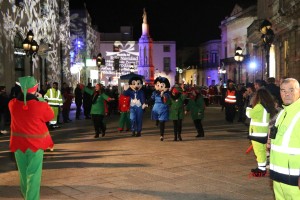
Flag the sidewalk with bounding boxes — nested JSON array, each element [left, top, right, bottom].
[[0, 104, 275, 200]]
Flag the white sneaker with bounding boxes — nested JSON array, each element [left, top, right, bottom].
[[1, 130, 8, 134]]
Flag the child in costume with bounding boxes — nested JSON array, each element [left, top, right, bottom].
[[185, 87, 205, 138], [166, 83, 187, 141], [151, 77, 170, 141], [123, 76, 147, 137], [118, 94, 131, 132], [9, 76, 54, 200]]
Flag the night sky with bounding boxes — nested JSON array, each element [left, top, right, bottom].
[[69, 0, 256, 48]]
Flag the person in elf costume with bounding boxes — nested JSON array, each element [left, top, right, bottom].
[[9, 76, 54, 200], [123, 76, 147, 137], [83, 83, 115, 138], [151, 76, 170, 141], [166, 83, 187, 141], [185, 87, 205, 138], [118, 93, 131, 132]]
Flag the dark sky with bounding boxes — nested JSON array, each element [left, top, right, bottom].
[[70, 0, 256, 48]]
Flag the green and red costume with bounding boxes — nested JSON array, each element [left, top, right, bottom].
[[118, 94, 131, 131], [9, 76, 54, 200]]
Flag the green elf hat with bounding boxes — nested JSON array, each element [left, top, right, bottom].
[[16, 76, 38, 110]]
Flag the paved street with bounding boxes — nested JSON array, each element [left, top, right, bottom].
[[0, 104, 275, 200]]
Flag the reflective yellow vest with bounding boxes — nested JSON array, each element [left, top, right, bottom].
[[270, 98, 300, 186], [246, 103, 270, 143], [44, 88, 63, 107]]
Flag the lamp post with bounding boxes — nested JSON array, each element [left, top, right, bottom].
[[259, 19, 274, 79], [96, 53, 102, 83], [22, 30, 39, 76], [234, 47, 244, 84]]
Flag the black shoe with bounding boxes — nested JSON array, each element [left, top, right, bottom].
[[174, 137, 177, 141], [196, 134, 204, 138], [131, 132, 136, 137], [178, 135, 182, 141], [94, 134, 99, 138], [136, 132, 141, 137], [251, 168, 266, 177], [102, 132, 106, 137]]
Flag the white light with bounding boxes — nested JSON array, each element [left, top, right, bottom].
[[250, 62, 256, 69], [90, 70, 98, 79], [70, 66, 79, 74]]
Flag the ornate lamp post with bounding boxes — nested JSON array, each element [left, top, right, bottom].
[[22, 30, 39, 76], [96, 53, 102, 69], [259, 19, 274, 79], [96, 53, 102, 82], [234, 47, 244, 84]]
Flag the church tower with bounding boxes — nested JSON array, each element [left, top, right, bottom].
[[138, 8, 154, 84]]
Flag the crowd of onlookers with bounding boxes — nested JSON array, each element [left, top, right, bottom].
[[0, 77, 282, 135]]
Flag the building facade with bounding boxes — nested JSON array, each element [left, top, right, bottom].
[[199, 40, 222, 86], [0, 0, 71, 90], [219, 2, 257, 84]]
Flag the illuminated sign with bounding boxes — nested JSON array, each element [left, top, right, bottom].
[[101, 41, 139, 76]]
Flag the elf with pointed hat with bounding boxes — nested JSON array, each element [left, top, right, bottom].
[[9, 76, 54, 200]]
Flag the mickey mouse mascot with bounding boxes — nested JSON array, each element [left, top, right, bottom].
[[123, 76, 147, 137]]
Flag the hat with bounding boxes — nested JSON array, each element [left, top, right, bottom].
[[17, 76, 38, 110]]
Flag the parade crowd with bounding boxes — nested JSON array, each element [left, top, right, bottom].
[[1, 75, 300, 200]]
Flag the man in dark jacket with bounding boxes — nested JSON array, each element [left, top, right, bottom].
[[74, 84, 83, 120], [265, 77, 282, 107]]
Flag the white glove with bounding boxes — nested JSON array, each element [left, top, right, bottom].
[[142, 104, 148, 109]]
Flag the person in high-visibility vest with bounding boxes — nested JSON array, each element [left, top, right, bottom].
[[44, 82, 63, 129], [224, 79, 237, 123], [270, 78, 300, 199], [246, 88, 277, 177]]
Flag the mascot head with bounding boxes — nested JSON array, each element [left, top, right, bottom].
[[128, 76, 143, 91], [154, 76, 162, 91], [158, 77, 170, 92]]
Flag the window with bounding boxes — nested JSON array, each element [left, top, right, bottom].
[[163, 57, 171, 72], [15, 0, 24, 8], [14, 33, 25, 78], [163, 45, 170, 52]]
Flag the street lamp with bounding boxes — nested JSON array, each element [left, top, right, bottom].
[[259, 19, 274, 79], [22, 30, 39, 76], [234, 47, 244, 84], [96, 53, 102, 69]]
